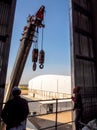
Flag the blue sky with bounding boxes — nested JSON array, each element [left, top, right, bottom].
[[6, 0, 71, 84]]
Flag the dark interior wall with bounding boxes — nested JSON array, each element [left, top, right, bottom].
[[70, 0, 97, 122], [0, 0, 17, 121], [91, 0, 97, 71]]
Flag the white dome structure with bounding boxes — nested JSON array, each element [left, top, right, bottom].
[[28, 75, 71, 94]]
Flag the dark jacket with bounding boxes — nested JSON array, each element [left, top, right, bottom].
[[1, 96, 29, 129], [72, 92, 83, 110]]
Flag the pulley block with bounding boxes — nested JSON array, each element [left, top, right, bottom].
[[39, 50, 45, 64], [32, 48, 38, 62]]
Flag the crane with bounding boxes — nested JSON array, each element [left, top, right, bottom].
[[4, 5, 45, 102]]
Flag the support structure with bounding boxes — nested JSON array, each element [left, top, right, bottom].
[[70, 0, 97, 123], [0, 0, 17, 122]]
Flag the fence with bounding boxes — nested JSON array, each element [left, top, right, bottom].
[[27, 98, 73, 130]]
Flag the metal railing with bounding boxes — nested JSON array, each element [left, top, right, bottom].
[[27, 98, 73, 130], [2, 96, 97, 129]]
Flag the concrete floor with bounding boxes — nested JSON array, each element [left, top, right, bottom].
[[28, 111, 73, 129]]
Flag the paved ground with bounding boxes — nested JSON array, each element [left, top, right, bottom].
[[26, 119, 38, 130], [28, 111, 73, 130]]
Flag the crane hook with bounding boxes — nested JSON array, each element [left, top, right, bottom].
[[33, 62, 37, 71]]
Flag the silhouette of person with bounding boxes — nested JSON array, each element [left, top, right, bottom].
[[1, 87, 29, 130], [71, 86, 83, 130]]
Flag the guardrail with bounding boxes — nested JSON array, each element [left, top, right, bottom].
[[27, 98, 73, 130]]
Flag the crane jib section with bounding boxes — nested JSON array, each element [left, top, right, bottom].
[[4, 5, 45, 102]]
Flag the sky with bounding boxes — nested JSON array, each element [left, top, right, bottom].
[[6, 0, 71, 84]]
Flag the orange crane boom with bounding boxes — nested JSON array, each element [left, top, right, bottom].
[[4, 5, 45, 102]]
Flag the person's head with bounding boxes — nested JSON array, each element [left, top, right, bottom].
[[76, 86, 81, 93], [12, 87, 21, 97], [73, 86, 81, 93]]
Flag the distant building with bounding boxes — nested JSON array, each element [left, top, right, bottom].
[[28, 75, 71, 99], [28, 98, 72, 115]]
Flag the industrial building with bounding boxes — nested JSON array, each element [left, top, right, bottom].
[[28, 75, 71, 99]]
